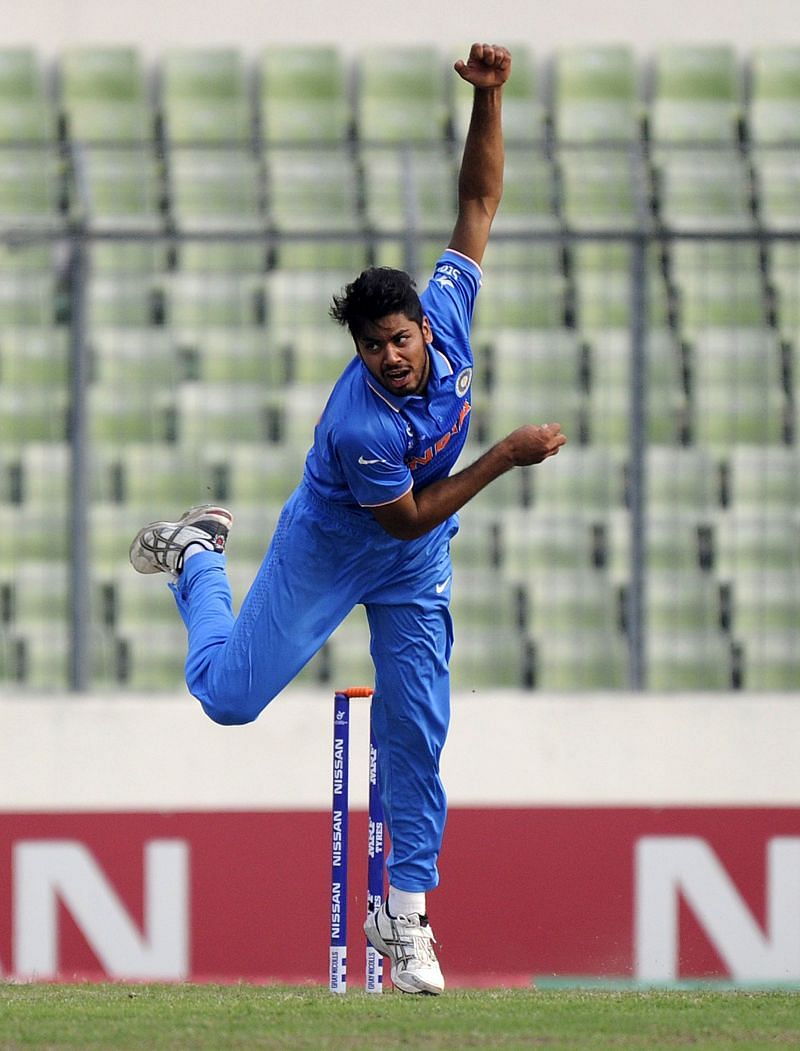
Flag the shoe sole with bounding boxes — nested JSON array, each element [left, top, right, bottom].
[[364, 914, 444, 995], [129, 504, 233, 575]]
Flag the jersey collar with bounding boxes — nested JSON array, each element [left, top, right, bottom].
[[363, 346, 453, 412]]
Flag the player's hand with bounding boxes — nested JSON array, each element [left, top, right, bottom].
[[454, 43, 512, 89], [504, 423, 567, 466]]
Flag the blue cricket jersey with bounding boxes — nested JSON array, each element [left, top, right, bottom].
[[303, 250, 482, 515]]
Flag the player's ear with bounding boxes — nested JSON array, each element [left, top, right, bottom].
[[422, 316, 433, 343]]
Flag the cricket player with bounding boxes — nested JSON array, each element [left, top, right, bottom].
[[130, 43, 566, 994]]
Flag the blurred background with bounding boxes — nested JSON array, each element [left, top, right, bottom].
[[2, 0, 800, 990], [1, 0, 800, 698]]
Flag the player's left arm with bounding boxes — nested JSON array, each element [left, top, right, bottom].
[[447, 43, 510, 266]]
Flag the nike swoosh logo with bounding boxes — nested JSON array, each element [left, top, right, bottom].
[[358, 456, 384, 465], [435, 576, 451, 594]]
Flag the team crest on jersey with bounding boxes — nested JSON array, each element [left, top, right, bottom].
[[455, 367, 473, 397]]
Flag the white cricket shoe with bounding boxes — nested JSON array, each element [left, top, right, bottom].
[[129, 504, 233, 579], [364, 903, 445, 995]]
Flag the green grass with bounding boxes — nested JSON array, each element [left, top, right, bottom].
[[1, 985, 799, 1050]]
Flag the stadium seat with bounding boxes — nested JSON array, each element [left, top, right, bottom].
[[0, 325, 69, 385], [769, 241, 800, 339], [356, 46, 449, 144], [553, 45, 640, 144], [115, 622, 188, 689], [646, 446, 723, 511], [572, 243, 669, 331], [76, 147, 164, 231], [89, 385, 177, 444], [167, 271, 265, 329], [490, 147, 558, 232], [728, 445, 800, 510], [471, 255, 568, 333], [259, 45, 351, 144], [530, 630, 628, 690], [187, 326, 283, 386], [754, 151, 800, 231], [499, 509, 609, 574], [689, 328, 788, 447], [0, 47, 54, 143], [266, 146, 363, 268], [160, 48, 252, 145], [87, 273, 162, 327], [649, 45, 741, 145], [361, 145, 456, 236], [558, 149, 642, 230], [715, 510, 800, 574], [89, 327, 181, 386], [523, 567, 622, 633], [670, 242, 767, 334], [0, 149, 64, 229], [0, 387, 69, 443], [167, 149, 263, 231], [450, 625, 528, 689], [647, 632, 734, 690], [59, 46, 151, 144], [730, 569, 800, 634], [530, 446, 625, 513], [654, 149, 754, 231], [647, 569, 725, 633], [91, 441, 210, 510], [749, 46, 800, 144], [739, 631, 800, 690]]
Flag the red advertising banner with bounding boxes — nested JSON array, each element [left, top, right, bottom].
[[1, 808, 799, 986]]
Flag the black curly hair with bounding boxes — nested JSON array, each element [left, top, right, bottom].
[[329, 267, 424, 339]]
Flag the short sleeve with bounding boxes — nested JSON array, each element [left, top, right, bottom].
[[420, 250, 482, 369], [335, 421, 413, 508]]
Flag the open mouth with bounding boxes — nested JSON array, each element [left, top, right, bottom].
[[384, 368, 413, 390]]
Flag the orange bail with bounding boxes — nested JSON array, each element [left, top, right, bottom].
[[336, 686, 374, 698]]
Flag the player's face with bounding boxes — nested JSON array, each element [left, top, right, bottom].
[[355, 313, 433, 397]]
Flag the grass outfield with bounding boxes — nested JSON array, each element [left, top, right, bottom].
[[1, 986, 800, 1050]]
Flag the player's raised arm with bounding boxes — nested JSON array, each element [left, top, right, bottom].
[[448, 43, 511, 266]]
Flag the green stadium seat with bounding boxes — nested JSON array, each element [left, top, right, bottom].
[[730, 570, 800, 634], [265, 268, 352, 337], [361, 145, 455, 236], [472, 256, 568, 333], [450, 625, 528, 689], [749, 47, 800, 144], [0, 48, 54, 143], [572, 243, 669, 331], [649, 45, 741, 145], [91, 442, 208, 510], [670, 242, 767, 334], [0, 149, 63, 229], [87, 274, 161, 327], [559, 149, 641, 229], [0, 326, 68, 385], [89, 385, 176, 444], [1, 561, 68, 631], [715, 510, 800, 574], [356, 46, 448, 144], [530, 630, 628, 690], [115, 622, 187, 689], [89, 241, 171, 274], [531, 446, 625, 513], [728, 445, 800, 510], [11, 441, 71, 506], [524, 568, 622, 633], [654, 149, 754, 231], [259, 46, 351, 144], [207, 441, 301, 507], [647, 446, 723, 510], [167, 272, 264, 329], [179, 241, 266, 273], [754, 151, 800, 231], [160, 48, 251, 145], [89, 327, 181, 386], [60, 46, 151, 144], [553, 45, 640, 143], [647, 569, 725, 633], [77, 147, 163, 230], [769, 241, 800, 338], [184, 326, 282, 386], [0, 504, 69, 563], [175, 382, 278, 445], [266, 147, 363, 268], [647, 632, 734, 690], [490, 147, 558, 232], [451, 44, 544, 144], [499, 509, 608, 574], [168, 149, 263, 231], [448, 507, 499, 570], [0, 387, 69, 443], [740, 631, 800, 690]]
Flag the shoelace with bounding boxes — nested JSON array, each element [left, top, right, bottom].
[[384, 913, 438, 969]]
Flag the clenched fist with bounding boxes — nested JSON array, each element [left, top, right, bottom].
[[504, 423, 567, 467], [454, 43, 512, 90]]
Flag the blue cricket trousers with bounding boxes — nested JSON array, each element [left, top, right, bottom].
[[170, 482, 456, 892]]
